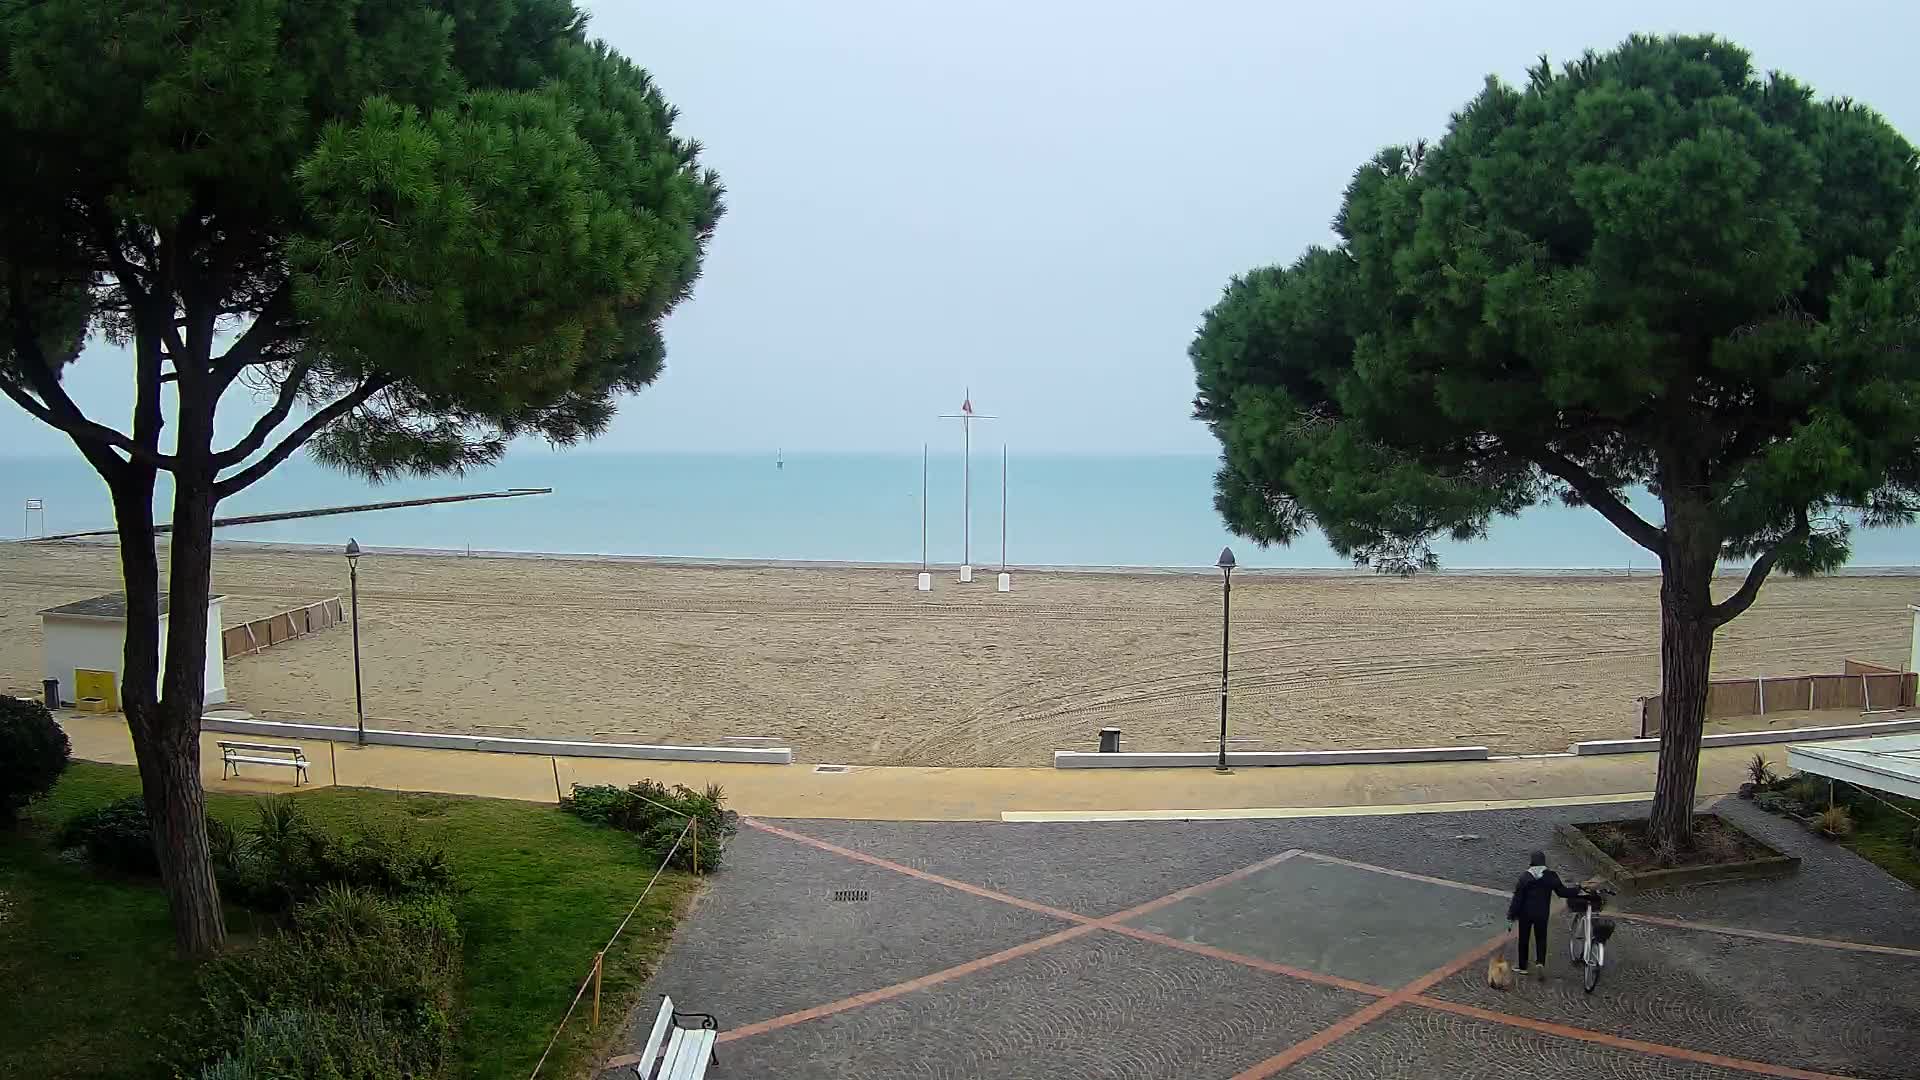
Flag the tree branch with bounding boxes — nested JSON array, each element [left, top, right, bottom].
[[1709, 511, 1808, 627], [211, 282, 294, 393], [211, 358, 315, 468], [1529, 445, 1667, 555], [4, 284, 173, 472], [213, 377, 393, 498]]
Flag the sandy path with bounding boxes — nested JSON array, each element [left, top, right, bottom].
[[1, 542, 1912, 765]]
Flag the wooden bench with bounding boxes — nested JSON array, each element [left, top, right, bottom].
[[218, 741, 310, 786], [631, 995, 719, 1080]]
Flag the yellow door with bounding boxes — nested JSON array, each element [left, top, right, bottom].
[[74, 669, 119, 711]]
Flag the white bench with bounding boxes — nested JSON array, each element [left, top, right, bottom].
[[218, 741, 310, 785], [632, 995, 719, 1080]]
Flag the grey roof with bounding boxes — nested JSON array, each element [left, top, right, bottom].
[[39, 592, 223, 619]]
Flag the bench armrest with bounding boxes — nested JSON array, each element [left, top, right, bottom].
[[672, 1010, 719, 1030]]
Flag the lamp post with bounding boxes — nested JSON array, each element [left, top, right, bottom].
[[1215, 546, 1235, 773], [345, 539, 365, 746]]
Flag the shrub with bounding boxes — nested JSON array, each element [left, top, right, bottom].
[[1584, 823, 1628, 858], [561, 779, 736, 873], [1744, 753, 1776, 790], [222, 798, 453, 913], [189, 887, 462, 1079], [1786, 775, 1829, 811], [58, 796, 162, 875], [0, 695, 70, 823], [1817, 805, 1855, 839]]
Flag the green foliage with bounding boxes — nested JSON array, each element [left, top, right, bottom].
[[5, 762, 695, 1080], [0, 695, 70, 823], [561, 779, 734, 873], [58, 795, 164, 875], [1745, 753, 1777, 789], [57, 794, 450, 913], [188, 888, 463, 1079], [1193, 34, 1920, 578]]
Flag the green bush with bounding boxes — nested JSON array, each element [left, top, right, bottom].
[[58, 795, 162, 875], [1817, 805, 1855, 838], [561, 779, 735, 873], [189, 887, 462, 1079], [221, 798, 453, 913], [0, 694, 70, 823]]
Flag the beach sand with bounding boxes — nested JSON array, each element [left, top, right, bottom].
[[2, 541, 1913, 766]]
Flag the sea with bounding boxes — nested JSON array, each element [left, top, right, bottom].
[[1, 450, 1915, 572]]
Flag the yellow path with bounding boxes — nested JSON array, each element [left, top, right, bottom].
[[56, 713, 1767, 821]]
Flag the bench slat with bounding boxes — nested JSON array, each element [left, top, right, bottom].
[[632, 997, 675, 1079], [227, 756, 307, 768], [658, 1028, 691, 1080], [218, 742, 306, 756], [676, 1030, 715, 1079]]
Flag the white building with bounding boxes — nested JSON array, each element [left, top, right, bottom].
[[39, 592, 227, 708]]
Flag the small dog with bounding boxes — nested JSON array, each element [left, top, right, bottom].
[[1486, 955, 1515, 991]]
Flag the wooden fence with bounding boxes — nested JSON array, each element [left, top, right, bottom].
[[222, 598, 345, 660], [1639, 659, 1917, 737]]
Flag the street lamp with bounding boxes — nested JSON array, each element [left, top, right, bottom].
[[1215, 546, 1235, 773], [345, 539, 365, 746]]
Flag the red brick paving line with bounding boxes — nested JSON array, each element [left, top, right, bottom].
[[1296, 851, 1920, 959], [1227, 930, 1512, 1080], [1408, 997, 1861, 1080]]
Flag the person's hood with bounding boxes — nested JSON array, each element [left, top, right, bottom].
[[1526, 865, 1546, 880]]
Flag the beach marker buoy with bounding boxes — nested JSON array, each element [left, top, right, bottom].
[[960, 564, 974, 583], [916, 572, 932, 592], [997, 572, 1011, 592]]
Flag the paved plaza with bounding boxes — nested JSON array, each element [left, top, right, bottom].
[[606, 799, 1920, 1080]]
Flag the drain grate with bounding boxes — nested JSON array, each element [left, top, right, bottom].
[[831, 889, 870, 902]]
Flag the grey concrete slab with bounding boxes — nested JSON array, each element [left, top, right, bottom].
[[1425, 919, 1920, 1080], [1288, 1007, 1778, 1080], [686, 932, 1372, 1080], [635, 827, 1073, 1030], [1126, 855, 1506, 987]]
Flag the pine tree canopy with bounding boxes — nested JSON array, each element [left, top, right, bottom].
[[1193, 34, 1920, 585]]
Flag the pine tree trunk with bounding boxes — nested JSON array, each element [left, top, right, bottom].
[[1648, 500, 1719, 853]]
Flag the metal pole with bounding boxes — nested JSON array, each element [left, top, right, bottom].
[[1001, 444, 1007, 571], [1217, 569, 1231, 772], [350, 561, 365, 746], [963, 413, 971, 567], [921, 443, 928, 571]]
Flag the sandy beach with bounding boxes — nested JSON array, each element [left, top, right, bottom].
[[2, 541, 1913, 766]]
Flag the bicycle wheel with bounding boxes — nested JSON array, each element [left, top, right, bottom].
[[1583, 956, 1601, 993]]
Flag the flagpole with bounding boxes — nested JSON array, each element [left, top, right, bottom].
[[1000, 443, 1007, 572], [921, 443, 928, 572]]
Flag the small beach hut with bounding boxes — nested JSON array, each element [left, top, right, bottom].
[[39, 592, 227, 709]]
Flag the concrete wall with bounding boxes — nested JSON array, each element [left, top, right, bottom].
[[199, 715, 793, 764], [1053, 746, 1490, 769], [1574, 715, 1920, 755], [41, 601, 227, 707]]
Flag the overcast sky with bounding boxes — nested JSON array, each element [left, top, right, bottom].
[[8, 1, 1919, 457]]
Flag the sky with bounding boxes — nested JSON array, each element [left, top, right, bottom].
[[7, 1, 1920, 457]]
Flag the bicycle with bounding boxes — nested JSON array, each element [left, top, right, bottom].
[[1566, 883, 1618, 992]]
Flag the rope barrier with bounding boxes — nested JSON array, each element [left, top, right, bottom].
[[525, 815, 696, 1080]]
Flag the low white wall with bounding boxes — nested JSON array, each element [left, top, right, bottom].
[[1573, 716, 1920, 756], [1053, 746, 1489, 769], [41, 616, 125, 704], [200, 715, 792, 764]]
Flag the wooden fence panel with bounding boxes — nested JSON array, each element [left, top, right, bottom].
[[221, 598, 344, 660]]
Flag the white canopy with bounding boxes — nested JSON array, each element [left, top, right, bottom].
[[1787, 733, 1920, 800]]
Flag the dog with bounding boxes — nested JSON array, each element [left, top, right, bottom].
[[1486, 954, 1515, 991]]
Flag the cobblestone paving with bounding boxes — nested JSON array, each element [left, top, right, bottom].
[[610, 800, 1920, 1080], [699, 933, 1369, 1080], [1287, 1009, 1782, 1080]]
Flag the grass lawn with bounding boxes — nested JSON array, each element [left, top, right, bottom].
[[0, 762, 697, 1080], [1841, 791, 1920, 890]]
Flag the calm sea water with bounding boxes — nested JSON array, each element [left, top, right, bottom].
[[1, 450, 1914, 570]]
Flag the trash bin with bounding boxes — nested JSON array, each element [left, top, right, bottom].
[[1099, 727, 1121, 753], [43, 678, 60, 709]]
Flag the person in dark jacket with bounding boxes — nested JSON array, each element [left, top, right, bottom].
[[1506, 849, 1578, 975]]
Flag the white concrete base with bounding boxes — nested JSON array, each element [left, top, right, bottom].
[[1572, 715, 1920, 756], [916, 572, 932, 592], [1053, 745, 1489, 769], [199, 715, 792, 764], [1003, 791, 1655, 822], [960, 564, 974, 583], [997, 572, 1011, 592]]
